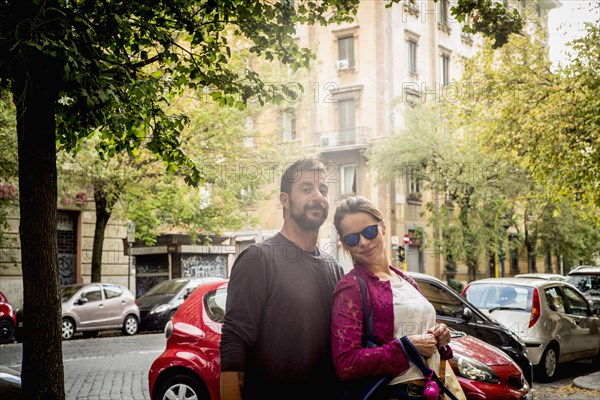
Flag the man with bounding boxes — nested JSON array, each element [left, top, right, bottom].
[[220, 158, 345, 399]]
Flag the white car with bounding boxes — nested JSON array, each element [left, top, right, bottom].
[[462, 277, 600, 381], [514, 273, 566, 282]]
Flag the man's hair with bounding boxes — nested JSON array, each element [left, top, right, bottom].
[[280, 157, 325, 194], [333, 196, 383, 237]]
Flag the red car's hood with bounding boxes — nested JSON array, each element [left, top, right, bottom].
[[451, 334, 511, 366]]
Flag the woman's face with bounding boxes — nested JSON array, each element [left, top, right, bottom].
[[339, 212, 387, 267]]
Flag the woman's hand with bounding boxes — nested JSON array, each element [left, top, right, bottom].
[[428, 323, 451, 348], [407, 333, 438, 358]]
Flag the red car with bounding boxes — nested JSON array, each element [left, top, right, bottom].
[[149, 280, 532, 400], [0, 291, 17, 344]]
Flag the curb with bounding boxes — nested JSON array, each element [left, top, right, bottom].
[[572, 371, 600, 391]]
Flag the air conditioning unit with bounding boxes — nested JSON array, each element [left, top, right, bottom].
[[321, 134, 337, 147], [336, 59, 350, 71]]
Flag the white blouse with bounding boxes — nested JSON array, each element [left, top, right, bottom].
[[389, 278, 440, 385]]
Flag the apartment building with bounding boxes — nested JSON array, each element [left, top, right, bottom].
[[232, 0, 559, 278]]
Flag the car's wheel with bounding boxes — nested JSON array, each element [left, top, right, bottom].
[[536, 343, 559, 382], [154, 373, 208, 400], [0, 318, 15, 344], [62, 318, 76, 340], [122, 315, 138, 336], [82, 331, 98, 338]]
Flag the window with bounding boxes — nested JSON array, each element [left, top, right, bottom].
[[408, 173, 421, 194], [407, 174, 422, 203], [338, 36, 355, 68], [441, 54, 450, 85], [338, 99, 355, 145], [205, 287, 227, 323], [544, 287, 566, 313], [439, 0, 448, 24], [340, 164, 356, 195], [417, 281, 464, 318], [82, 286, 103, 302], [282, 110, 296, 142], [103, 285, 123, 299], [407, 39, 417, 74], [563, 286, 591, 317]]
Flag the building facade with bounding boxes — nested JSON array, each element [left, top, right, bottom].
[[230, 0, 559, 278], [0, 189, 131, 308]]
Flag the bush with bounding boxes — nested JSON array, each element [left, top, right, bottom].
[[447, 279, 464, 293]]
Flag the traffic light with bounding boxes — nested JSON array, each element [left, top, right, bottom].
[[397, 246, 405, 262]]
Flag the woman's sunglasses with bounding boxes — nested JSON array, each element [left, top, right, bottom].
[[341, 222, 380, 248]]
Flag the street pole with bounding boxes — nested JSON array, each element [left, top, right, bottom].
[[403, 233, 409, 272], [403, 242, 408, 272], [126, 220, 135, 292], [128, 242, 133, 291]]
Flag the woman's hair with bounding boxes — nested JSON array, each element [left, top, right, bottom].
[[333, 196, 383, 237]]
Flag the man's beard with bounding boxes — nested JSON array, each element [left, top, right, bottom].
[[289, 199, 328, 231]]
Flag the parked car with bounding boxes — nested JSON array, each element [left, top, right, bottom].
[[0, 291, 17, 344], [137, 277, 225, 331], [462, 277, 600, 381], [15, 283, 140, 341], [407, 272, 533, 385], [148, 280, 532, 400], [0, 366, 21, 400], [514, 273, 566, 282], [565, 265, 600, 311]]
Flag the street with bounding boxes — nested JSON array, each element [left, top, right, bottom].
[[0, 331, 165, 400], [1, 331, 599, 399]]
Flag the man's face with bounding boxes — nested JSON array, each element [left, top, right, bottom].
[[284, 169, 329, 231]]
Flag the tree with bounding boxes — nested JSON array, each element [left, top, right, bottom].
[[0, 1, 529, 397], [452, 15, 600, 274], [0, 1, 359, 398], [370, 103, 513, 281], [456, 15, 600, 211]]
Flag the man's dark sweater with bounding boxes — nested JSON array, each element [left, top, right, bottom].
[[220, 233, 345, 399]]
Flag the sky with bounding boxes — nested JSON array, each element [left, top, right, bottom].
[[547, 0, 599, 67]]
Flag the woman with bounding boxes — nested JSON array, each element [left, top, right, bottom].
[[332, 196, 452, 399]]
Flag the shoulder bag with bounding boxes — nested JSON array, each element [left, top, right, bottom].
[[340, 275, 393, 400], [397, 336, 462, 400]]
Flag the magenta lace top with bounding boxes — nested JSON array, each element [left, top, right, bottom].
[[331, 265, 453, 381]]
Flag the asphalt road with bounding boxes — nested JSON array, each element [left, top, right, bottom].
[[1, 331, 599, 399]]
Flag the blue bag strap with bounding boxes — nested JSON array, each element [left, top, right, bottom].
[[398, 336, 460, 400], [356, 275, 375, 344]]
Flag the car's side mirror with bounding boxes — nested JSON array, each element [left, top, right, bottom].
[[76, 297, 88, 305], [183, 287, 194, 300], [462, 307, 473, 321], [549, 304, 558, 312]]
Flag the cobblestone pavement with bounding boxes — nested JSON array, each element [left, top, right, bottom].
[[0, 331, 165, 400], [2, 331, 599, 399]]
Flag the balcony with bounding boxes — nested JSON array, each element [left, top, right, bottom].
[[317, 127, 371, 153]]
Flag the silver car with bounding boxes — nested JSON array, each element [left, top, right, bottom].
[[60, 283, 140, 340], [462, 277, 600, 381]]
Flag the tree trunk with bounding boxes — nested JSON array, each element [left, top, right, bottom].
[[91, 185, 112, 282], [524, 217, 537, 273], [458, 189, 478, 282], [13, 61, 65, 399]]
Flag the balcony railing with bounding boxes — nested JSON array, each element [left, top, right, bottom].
[[317, 127, 372, 150]]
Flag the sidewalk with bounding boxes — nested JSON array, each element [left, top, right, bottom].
[[573, 371, 600, 391]]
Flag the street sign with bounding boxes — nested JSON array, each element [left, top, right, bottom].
[[403, 234, 410, 245]]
